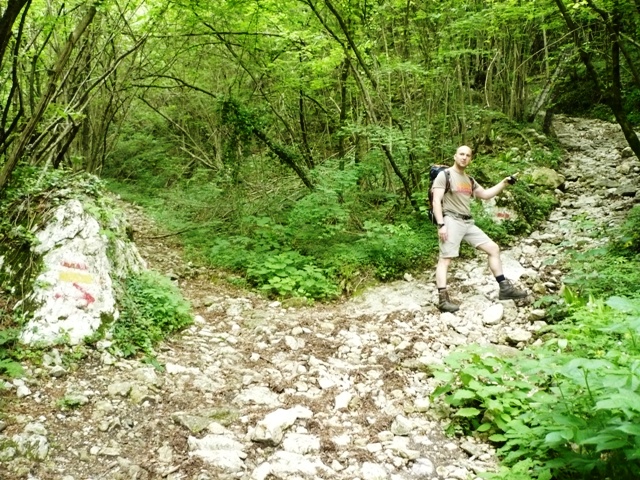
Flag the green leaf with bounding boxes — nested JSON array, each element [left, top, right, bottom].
[[486, 398, 505, 413], [431, 384, 452, 398], [477, 423, 493, 432], [451, 389, 476, 401], [545, 431, 567, 445], [454, 408, 481, 417], [596, 438, 630, 452], [596, 390, 640, 413], [488, 433, 508, 442], [477, 385, 509, 397], [606, 296, 639, 314], [0, 359, 24, 377], [614, 422, 640, 436]]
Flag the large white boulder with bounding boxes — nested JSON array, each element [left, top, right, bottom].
[[18, 199, 145, 345]]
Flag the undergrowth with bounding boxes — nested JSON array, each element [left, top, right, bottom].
[[105, 128, 559, 301], [112, 271, 193, 358], [432, 294, 640, 480], [431, 205, 640, 480]]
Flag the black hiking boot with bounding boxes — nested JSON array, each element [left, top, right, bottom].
[[438, 290, 460, 313], [498, 279, 528, 300]]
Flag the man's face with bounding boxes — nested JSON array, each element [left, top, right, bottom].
[[454, 147, 472, 168]]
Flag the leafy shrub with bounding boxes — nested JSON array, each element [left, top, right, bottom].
[[207, 236, 258, 271], [203, 209, 437, 299], [506, 187, 558, 231], [431, 295, 640, 480], [287, 189, 349, 244], [357, 221, 436, 280], [564, 249, 640, 299], [205, 225, 337, 300], [113, 271, 192, 357], [527, 147, 563, 170], [104, 114, 186, 191], [610, 205, 640, 256], [0, 328, 24, 378], [246, 251, 338, 300]]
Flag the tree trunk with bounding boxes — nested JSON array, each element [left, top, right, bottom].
[[0, 0, 30, 70], [0, 4, 98, 192], [527, 50, 571, 122], [608, 3, 640, 157], [338, 60, 349, 169], [553, 0, 640, 159], [298, 91, 315, 169], [252, 126, 315, 190], [0, 0, 29, 148]]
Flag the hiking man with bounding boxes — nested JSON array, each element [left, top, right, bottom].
[[432, 145, 527, 313]]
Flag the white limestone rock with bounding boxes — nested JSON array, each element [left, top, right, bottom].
[[19, 199, 145, 346], [334, 391, 352, 411], [390, 415, 413, 436], [482, 304, 504, 325], [188, 434, 247, 472], [251, 451, 333, 480], [233, 385, 281, 407], [282, 433, 321, 454], [507, 328, 533, 344], [250, 406, 313, 446], [360, 462, 389, 480], [13, 424, 49, 461]]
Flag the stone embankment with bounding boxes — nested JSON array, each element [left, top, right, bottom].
[[0, 116, 638, 480]]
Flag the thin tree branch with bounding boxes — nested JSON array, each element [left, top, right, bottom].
[[138, 97, 219, 170], [0, 4, 98, 191], [0, 0, 29, 146]]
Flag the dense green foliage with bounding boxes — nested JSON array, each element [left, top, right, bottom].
[[432, 205, 640, 480], [2, 0, 629, 305], [108, 123, 561, 300], [89, 0, 634, 303], [112, 271, 193, 358], [0, 327, 23, 378]]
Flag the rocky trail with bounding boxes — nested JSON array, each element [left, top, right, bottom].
[[1, 116, 639, 480]]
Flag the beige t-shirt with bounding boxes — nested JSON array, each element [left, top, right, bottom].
[[433, 169, 480, 216]]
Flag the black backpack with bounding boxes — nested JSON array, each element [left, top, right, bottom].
[[427, 165, 476, 224], [427, 165, 451, 224]]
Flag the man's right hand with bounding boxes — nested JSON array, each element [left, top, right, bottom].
[[438, 225, 448, 241]]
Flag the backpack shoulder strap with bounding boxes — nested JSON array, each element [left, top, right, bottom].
[[444, 169, 451, 193], [444, 170, 476, 194]]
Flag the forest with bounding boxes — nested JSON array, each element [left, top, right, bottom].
[[1, 0, 640, 478]]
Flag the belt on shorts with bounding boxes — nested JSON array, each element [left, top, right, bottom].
[[444, 211, 472, 221]]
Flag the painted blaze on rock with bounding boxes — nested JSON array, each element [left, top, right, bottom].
[[19, 199, 145, 346]]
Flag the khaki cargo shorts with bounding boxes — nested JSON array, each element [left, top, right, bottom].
[[439, 215, 491, 258]]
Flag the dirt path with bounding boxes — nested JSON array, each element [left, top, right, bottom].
[[1, 116, 638, 480]]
